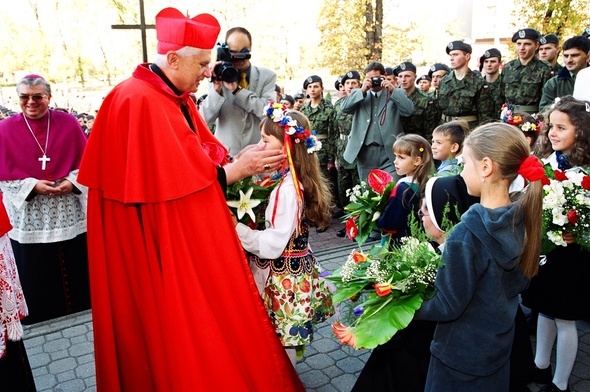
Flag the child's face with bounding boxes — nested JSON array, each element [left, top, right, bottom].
[[431, 132, 457, 161], [260, 128, 283, 151], [548, 110, 576, 154], [394, 152, 421, 176], [460, 145, 483, 197]]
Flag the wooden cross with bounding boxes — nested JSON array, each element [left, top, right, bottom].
[[39, 154, 51, 170], [111, 0, 155, 63]]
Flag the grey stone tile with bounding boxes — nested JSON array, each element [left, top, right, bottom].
[[48, 357, 78, 373]]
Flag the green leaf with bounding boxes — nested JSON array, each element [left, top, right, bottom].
[[331, 282, 367, 303]]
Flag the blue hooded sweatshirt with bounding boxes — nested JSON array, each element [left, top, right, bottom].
[[416, 202, 529, 376]]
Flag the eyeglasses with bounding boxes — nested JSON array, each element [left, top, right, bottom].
[[19, 94, 47, 102]]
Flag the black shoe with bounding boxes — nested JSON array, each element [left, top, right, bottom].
[[316, 226, 328, 233], [531, 365, 552, 385], [539, 383, 570, 392], [336, 228, 346, 237]]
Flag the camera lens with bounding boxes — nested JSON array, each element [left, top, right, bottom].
[[213, 62, 240, 83]]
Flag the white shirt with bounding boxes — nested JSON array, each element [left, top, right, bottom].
[[573, 67, 590, 101]]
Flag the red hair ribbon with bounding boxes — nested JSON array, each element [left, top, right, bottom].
[[518, 156, 547, 183]]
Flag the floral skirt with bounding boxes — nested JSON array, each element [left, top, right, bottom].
[[252, 253, 334, 348]]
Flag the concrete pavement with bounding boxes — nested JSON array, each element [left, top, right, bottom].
[[21, 219, 590, 391]]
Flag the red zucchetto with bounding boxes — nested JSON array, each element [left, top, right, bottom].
[[155, 7, 220, 54]]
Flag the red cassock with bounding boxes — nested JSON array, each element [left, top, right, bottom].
[[78, 65, 304, 391]]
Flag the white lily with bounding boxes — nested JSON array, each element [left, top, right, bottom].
[[227, 187, 262, 222]]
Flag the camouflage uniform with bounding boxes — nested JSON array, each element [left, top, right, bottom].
[[300, 98, 337, 168], [482, 74, 504, 119], [333, 97, 359, 209], [501, 57, 552, 113], [437, 70, 495, 129], [401, 88, 439, 142]]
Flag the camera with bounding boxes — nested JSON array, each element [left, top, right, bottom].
[[212, 43, 251, 83], [371, 76, 384, 87]]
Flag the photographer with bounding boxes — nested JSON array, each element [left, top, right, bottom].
[[340, 61, 413, 182], [200, 27, 277, 155]]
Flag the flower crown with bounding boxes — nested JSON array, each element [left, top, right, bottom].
[[500, 103, 542, 134], [263, 102, 322, 154]]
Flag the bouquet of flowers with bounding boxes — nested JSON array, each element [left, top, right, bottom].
[[226, 174, 281, 229], [327, 234, 442, 349], [343, 169, 395, 245], [542, 165, 590, 253]]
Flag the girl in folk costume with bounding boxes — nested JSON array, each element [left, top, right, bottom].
[[377, 134, 434, 244], [0, 194, 36, 391], [413, 123, 544, 391], [234, 104, 334, 365], [522, 96, 590, 392]]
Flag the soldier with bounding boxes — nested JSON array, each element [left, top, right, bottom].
[[428, 63, 451, 98], [502, 28, 552, 114], [539, 34, 563, 77], [334, 70, 362, 237], [395, 61, 439, 142], [480, 48, 504, 117], [301, 75, 337, 232], [540, 36, 590, 111], [417, 75, 432, 93], [437, 40, 495, 129], [385, 67, 397, 86], [293, 92, 306, 110]]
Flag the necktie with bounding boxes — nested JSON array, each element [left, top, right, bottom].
[[556, 151, 571, 170], [239, 72, 248, 89]]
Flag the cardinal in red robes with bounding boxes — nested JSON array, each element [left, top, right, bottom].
[[78, 7, 303, 392]]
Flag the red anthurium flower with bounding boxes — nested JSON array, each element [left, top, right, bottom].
[[567, 210, 579, 225], [374, 282, 392, 297], [367, 169, 393, 195], [554, 170, 568, 181], [352, 252, 367, 263], [332, 322, 357, 348], [346, 218, 358, 239], [582, 176, 590, 190]]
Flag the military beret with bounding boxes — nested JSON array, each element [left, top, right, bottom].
[[334, 75, 343, 90], [540, 34, 559, 45], [394, 62, 417, 76], [428, 63, 451, 78], [512, 28, 541, 42], [416, 75, 432, 83], [303, 75, 322, 89], [582, 26, 590, 38], [385, 67, 395, 76], [341, 70, 361, 84], [293, 92, 305, 100], [446, 40, 472, 54], [280, 94, 295, 105]]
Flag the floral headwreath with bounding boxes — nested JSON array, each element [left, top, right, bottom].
[[263, 102, 322, 154], [500, 103, 543, 134]]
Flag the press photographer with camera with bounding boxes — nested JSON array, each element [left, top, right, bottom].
[[340, 61, 414, 182], [200, 27, 277, 155]]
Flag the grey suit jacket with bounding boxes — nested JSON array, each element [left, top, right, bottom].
[[341, 88, 413, 164], [200, 65, 276, 155]]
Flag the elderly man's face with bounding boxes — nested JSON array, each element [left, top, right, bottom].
[[18, 84, 50, 120]]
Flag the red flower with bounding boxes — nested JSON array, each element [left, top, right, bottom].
[[568, 210, 579, 225], [346, 218, 358, 239], [351, 252, 367, 263], [374, 282, 392, 297], [541, 176, 550, 186], [554, 170, 568, 181], [582, 176, 590, 190], [367, 169, 393, 195]]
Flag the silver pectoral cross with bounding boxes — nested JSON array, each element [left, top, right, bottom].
[[39, 154, 51, 170]]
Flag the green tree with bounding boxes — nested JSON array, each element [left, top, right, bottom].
[[511, 0, 590, 37]]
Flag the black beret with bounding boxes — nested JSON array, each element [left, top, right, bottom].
[[385, 67, 395, 76], [394, 62, 417, 76], [446, 40, 472, 54], [85, 115, 95, 120], [303, 75, 322, 90], [280, 94, 295, 105], [341, 70, 361, 84], [540, 34, 559, 45], [425, 175, 479, 232], [428, 63, 451, 78], [512, 28, 541, 42], [334, 75, 343, 90], [416, 75, 432, 83], [582, 26, 590, 38], [293, 92, 305, 100], [479, 48, 502, 71]]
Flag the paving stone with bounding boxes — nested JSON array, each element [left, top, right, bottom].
[[75, 362, 96, 378], [34, 373, 58, 391], [50, 349, 71, 361], [331, 373, 358, 392], [63, 325, 88, 338], [298, 369, 330, 389], [69, 341, 94, 357], [29, 352, 51, 368], [43, 338, 70, 353], [54, 378, 86, 392], [48, 357, 78, 373], [57, 370, 77, 383], [305, 353, 335, 370]]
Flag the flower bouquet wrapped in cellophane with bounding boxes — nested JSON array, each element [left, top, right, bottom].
[[541, 164, 590, 254], [327, 218, 443, 349], [343, 169, 396, 246], [226, 174, 281, 229]]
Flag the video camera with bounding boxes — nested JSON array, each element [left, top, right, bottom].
[[212, 43, 251, 83]]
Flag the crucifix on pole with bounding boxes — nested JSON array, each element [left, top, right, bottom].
[[111, 0, 154, 63]]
